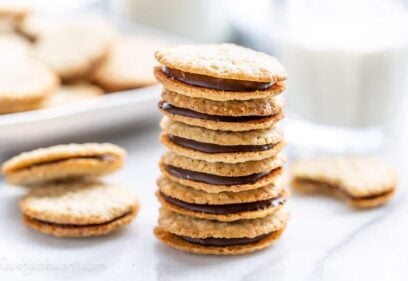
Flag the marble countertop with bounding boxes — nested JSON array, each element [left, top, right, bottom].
[[0, 121, 406, 281]]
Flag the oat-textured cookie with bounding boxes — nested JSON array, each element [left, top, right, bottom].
[[0, 59, 59, 114], [34, 17, 115, 81], [160, 162, 283, 193], [161, 151, 285, 177], [162, 90, 285, 117], [154, 67, 285, 101], [2, 143, 126, 186], [44, 82, 103, 107], [161, 133, 285, 163], [291, 156, 397, 208], [93, 36, 163, 92], [161, 118, 283, 146], [155, 44, 287, 82], [20, 180, 139, 237], [159, 101, 284, 132]]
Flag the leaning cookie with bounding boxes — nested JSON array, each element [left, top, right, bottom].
[[1, 143, 125, 186], [291, 156, 397, 208], [20, 180, 139, 237], [157, 176, 288, 222], [154, 207, 288, 255]]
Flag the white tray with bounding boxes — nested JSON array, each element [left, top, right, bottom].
[[0, 85, 161, 153]]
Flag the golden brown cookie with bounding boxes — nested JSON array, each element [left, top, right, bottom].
[[159, 100, 284, 132], [161, 133, 285, 163], [154, 207, 288, 255], [20, 180, 139, 237], [44, 82, 103, 107], [154, 66, 285, 101], [291, 156, 397, 208], [93, 36, 164, 92], [157, 177, 288, 221], [0, 58, 59, 114], [2, 143, 126, 186], [34, 17, 115, 81]]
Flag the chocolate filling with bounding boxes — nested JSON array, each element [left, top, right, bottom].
[[295, 179, 393, 200], [158, 101, 271, 122], [162, 66, 274, 91], [165, 165, 271, 185], [169, 135, 275, 154], [178, 232, 271, 247], [27, 212, 130, 228], [160, 192, 286, 214]]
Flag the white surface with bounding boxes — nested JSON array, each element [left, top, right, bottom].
[[0, 125, 406, 281], [0, 85, 161, 152]]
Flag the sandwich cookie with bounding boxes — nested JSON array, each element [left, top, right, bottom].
[[44, 82, 103, 107], [160, 118, 284, 163], [160, 152, 284, 193], [157, 176, 287, 221], [20, 180, 139, 237], [291, 156, 397, 208], [154, 207, 289, 255], [2, 143, 125, 186]]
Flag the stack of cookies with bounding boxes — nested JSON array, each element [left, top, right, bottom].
[[153, 44, 289, 255], [1, 143, 139, 238]]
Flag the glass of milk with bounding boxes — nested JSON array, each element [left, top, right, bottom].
[[276, 0, 408, 153]]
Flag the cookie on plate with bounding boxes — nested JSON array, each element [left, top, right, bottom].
[[157, 176, 288, 221], [34, 17, 115, 81], [2, 143, 125, 186], [93, 36, 164, 92], [44, 82, 103, 107], [291, 156, 397, 208], [20, 179, 139, 237], [154, 207, 288, 255], [0, 58, 59, 114]]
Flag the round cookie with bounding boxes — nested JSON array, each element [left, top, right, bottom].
[[154, 207, 289, 255], [159, 100, 284, 132], [161, 151, 286, 177], [44, 82, 103, 107], [162, 89, 284, 117], [154, 66, 285, 101], [92, 36, 164, 92], [160, 133, 285, 163], [160, 162, 283, 193], [0, 59, 59, 114], [155, 43, 287, 83], [34, 17, 115, 81], [2, 143, 126, 186], [20, 180, 139, 237], [157, 176, 288, 221], [291, 156, 398, 208]]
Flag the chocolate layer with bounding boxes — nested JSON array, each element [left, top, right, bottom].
[[159, 101, 271, 122], [179, 232, 271, 247], [169, 135, 275, 154], [165, 165, 271, 185], [162, 67, 274, 91], [160, 192, 286, 214]]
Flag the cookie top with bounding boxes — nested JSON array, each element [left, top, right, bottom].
[[291, 156, 397, 198], [20, 179, 139, 225], [155, 44, 287, 82], [158, 207, 289, 239], [34, 17, 115, 81], [44, 82, 103, 107], [93, 36, 163, 92]]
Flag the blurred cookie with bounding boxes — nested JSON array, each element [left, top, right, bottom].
[[44, 82, 103, 107], [157, 176, 287, 222], [17, 14, 57, 41], [291, 156, 397, 208], [2, 143, 125, 186], [154, 207, 288, 255], [20, 180, 139, 237], [0, 58, 59, 114], [34, 17, 115, 81], [93, 36, 163, 92], [0, 2, 28, 31]]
